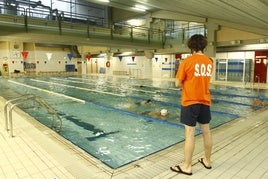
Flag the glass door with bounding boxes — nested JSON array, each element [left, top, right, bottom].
[[216, 59, 227, 81]]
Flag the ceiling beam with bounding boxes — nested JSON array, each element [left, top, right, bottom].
[[208, 18, 268, 36]]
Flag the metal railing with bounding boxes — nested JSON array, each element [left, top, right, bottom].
[[0, 3, 165, 45], [4, 94, 62, 137], [0, 2, 207, 47]]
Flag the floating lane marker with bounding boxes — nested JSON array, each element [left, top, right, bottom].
[[66, 77, 157, 94], [8, 80, 85, 103], [83, 101, 199, 132], [30, 79, 125, 97], [168, 87, 181, 91], [30, 79, 239, 118], [54, 77, 238, 119], [9, 79, 200, 132]]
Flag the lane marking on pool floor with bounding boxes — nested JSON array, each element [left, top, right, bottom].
[[8, 80, 85, 103], [30, 79, 125, 97]]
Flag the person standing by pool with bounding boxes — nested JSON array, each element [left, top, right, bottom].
[[170, 34, 213, 175]]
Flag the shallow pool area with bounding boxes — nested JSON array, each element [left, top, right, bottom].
[[0, 75, 267, 169]]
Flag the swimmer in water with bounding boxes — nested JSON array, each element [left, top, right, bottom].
[[136, 99, 152, 105], [252, 96, 266, 107]]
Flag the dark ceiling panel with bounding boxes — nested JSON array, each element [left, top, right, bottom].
[[85, 0, 268, 33]]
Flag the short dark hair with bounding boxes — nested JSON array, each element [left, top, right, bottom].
[[187, 34, 207, 53]]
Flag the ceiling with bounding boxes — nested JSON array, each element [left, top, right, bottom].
[[86, 0, 268, 36]]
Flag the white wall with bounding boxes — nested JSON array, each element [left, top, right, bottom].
[[0, 42, 24, 75], [102, 54, 178, 79], [142, 57, 153, 79], [35, 50, 77, 72], [152, 55, 162, 78], [216, 51, 255, 59], [9, 60, 24, 73]]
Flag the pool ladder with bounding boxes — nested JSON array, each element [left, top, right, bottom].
[[4, 94, 62, 137]]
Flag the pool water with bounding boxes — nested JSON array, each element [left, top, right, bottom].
[[0, 76, 267, 169]]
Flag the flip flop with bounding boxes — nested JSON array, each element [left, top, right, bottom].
[[170, 165, 192, 175], [198, 158, 212, 169]]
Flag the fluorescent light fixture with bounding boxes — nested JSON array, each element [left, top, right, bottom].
[[97, 53, 107, 58], [99, 0, 110, 2], [121, 52, 133, 56], [127, 19, 145, 26], [230, 40, 240, 45], [132, 4, 148, 12]]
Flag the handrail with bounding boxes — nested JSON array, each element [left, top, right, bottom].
[[4, 94, 62, 137], [4, 94, 36, 129], [35, 96, 62, 131]]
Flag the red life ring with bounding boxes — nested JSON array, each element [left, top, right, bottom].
[[106, 61, 110, 68]]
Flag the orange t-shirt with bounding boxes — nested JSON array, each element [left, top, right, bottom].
[[176, 54, 213, 106]]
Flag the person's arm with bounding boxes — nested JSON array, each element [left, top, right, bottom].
[[175, 78, 183, 87]]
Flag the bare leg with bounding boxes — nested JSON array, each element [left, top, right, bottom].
[[173, 125, 196, 174], [199, 123, 213, 167]]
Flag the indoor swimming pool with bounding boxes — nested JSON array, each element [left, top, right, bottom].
[[0, 76, 267, 169]]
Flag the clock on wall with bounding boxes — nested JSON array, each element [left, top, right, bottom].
[[14, 44, 19, 49]]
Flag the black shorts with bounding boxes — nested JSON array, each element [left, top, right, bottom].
[[180, 104, 211, 127]]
